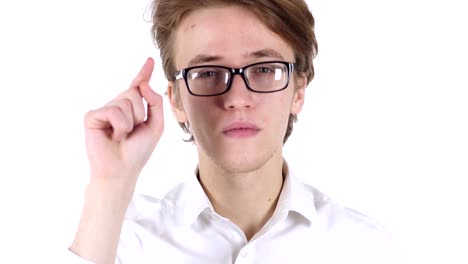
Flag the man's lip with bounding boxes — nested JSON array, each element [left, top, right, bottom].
[[222, 121, 260, 132]]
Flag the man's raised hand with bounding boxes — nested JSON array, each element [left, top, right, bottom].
[[83, 57, 164, 187]]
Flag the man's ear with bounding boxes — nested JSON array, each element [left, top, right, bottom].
[[290, 75, 307, 114], [167, 81, 188, 123]]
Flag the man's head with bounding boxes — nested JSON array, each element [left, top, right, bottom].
[[151, 0, 317, 143], [150, 0, 317, 172]]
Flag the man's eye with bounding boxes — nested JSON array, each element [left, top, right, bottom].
[[256, 67, 274, 74], [198, 71, 217, 78]]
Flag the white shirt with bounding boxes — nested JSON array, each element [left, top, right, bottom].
[[68, 164, 400, 263]]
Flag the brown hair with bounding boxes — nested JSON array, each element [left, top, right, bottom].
[[151, 0, 318, 143]]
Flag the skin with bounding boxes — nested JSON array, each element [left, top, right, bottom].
[[70, 59, 164, 264], [70, 4, 305, 264], [168, 5, 306, 240]]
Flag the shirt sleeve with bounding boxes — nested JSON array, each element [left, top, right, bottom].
[[63, 248, 95, 264], [370, 227, 405, 264]]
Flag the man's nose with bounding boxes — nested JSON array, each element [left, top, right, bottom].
[[223, 74, 253, 109]]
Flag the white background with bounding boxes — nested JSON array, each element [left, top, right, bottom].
[[0, 0, 467, 263]]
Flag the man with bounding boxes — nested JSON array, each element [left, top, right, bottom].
[[68, 0, 399, 263]]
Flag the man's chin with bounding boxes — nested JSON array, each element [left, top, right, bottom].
[[209, 151, 276, 175]]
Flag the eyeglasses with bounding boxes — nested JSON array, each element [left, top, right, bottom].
[[174, 61, 295, 97]]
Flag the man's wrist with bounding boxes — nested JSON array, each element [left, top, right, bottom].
[[87, 175, 137, 202]]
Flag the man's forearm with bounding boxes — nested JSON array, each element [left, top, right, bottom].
[[70, 178, 135, 264]]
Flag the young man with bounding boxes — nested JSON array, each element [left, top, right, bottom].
[[69, 0, 399, 263]]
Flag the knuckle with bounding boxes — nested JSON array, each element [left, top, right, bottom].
[[106, 104, 133, 133], [83, 110, 96, 126], [125, 120, 134, 133], [84, 109, 94, 121], [106, 105, 122, 117], [135, 106, 146, 124], [112, 120, 129, 138], [120, 98, 133, 110]]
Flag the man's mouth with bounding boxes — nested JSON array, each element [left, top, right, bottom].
[[222, 122, 260, 138]]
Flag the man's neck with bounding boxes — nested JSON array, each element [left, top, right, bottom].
[[197, 153, 285, 241]]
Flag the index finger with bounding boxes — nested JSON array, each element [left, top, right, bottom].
[[130, 57, 155, 88]]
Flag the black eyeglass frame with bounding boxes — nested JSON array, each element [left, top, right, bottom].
[[174, 61, 295, 97]]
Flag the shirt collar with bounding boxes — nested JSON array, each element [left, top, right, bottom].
[[178, 168, 214, 227], [279, 161, 318, 223], [177, 160, 318, 227]]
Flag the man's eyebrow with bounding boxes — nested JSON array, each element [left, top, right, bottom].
[[249, 49, 285, 60], [187, 55, 223, 67], [186, 49, 285, 67]]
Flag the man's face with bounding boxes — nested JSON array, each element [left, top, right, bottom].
[[168, 5, 306, 173]]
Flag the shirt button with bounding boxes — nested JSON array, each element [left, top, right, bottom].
[[241, 250, 248, 257]]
